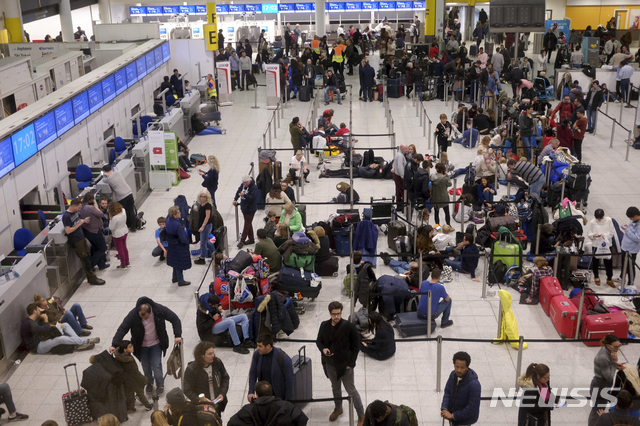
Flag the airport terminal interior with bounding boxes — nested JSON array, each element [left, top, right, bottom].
[[0, 0, 640, 425]]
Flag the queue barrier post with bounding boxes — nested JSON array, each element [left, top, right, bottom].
[[575, 290, 586, 339], [268, 123, 272, 149], [418, 254, 424, 287], [275, 111, 279, 137], [621, 252, 630, 292], [496, 298, 503, 339], [224, 228, 230, 257], [553, 252, 560, 278], [234, 204, 240, 242], [481, 252, 489, 299], [626, 129, 633, 162], [263, 133, 266, 149], [349, 395, 355, 426], [460, 201, 465, 233], [515, 336, 524, 390], [535, 224, 541, 257], [435, 335, 442, 393], [427, 290, 433, 338], [252, 85, 259, 109], [428, 117, 432, 151], [610, 119, 616, 149]]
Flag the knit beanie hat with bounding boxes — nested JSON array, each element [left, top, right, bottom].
[[166, 388, 186, 406]]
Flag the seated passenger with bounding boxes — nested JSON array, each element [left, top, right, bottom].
[[314, 226, 333, 264], [21, 303, 97, 354], [433, 225, 456, 253], [360, 312, 396, 361], [417, 268, 454, 328], [278, 202, 303, 234], [191, 113, 226, 136], [253, 229, 282, 272], [332, 181, 360, 203], [444, 234, 480, 282], [34, 294, 93, 337], [114, 340, 153, 411], [195, 294, 255, 355], [273, 223, 290, 248], [264, 211, 278, 240]]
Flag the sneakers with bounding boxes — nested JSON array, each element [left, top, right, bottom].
[[178, 281, 191, 287], [380, 252, 392, 266], [233, 345, 250, 354], [8, 413, 28, 422], [222, 128, 227, 134], [329, 408, 343, 421], [89, 337, 101, 344], [194, 258, 206, 265], [81, 324, 93, 330], [145, 385, 154, 393], [237, 242, 244, 249], [98, 263, 110, 270], [144, 403, 153, 411], [79, 330, 91, 337], [441, 320, 454, 328], [242, 339, 257, 349], [156, 386, 164, 396], [76, 342, 95, 351]]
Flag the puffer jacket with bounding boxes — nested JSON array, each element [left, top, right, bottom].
[[261, 293, 295, 336], [196, 293, 216, 341], [113, 348, 148, 391], [278, 238, 319, 262], [516, 374, 556, 426]]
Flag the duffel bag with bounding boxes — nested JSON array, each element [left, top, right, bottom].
[[488, 215, 517, 232], [571, 163, 591, 175]]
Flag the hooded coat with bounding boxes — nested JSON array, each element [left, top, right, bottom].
[[196, 293, 217, 341], [113, 348, 148, 391], [235, 179, 259, 216], [82, 350, 128, 423], [111, 297, 182, 359], [227, 396, 309, 426], [517, 374, 557, 426], [441, 367, 481, 425], [165, 214, 191, 271], [183, 358, 230, 412], [495, 290, 528, 350]]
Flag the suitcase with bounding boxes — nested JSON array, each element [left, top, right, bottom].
[[395, 312, 436, 337], [484, 42, 494, 55], [387, 78, 402, 98], [549, 295, 579, 338], [469, 44, 477, 56], [273, 161, 283, 181], [63, 363, 93, 426], [581, 312, 629, 347], [395, 235, 412, 262], [315, 256, 339, 277], [291, 346, 312, 406], [299, 85, 311, 102], [492, 239, 521, 269], [540, 277, 564, 316], [275, 267, 322, 299], [252, 64, 260, 74], [490, 229, 528, 251], [333, 228, 351, 256], [488, 216, 517, 232], [388, 220, 407, 250]]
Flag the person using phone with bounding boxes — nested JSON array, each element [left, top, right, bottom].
[[618, 206, 640, 287], [517, 363, 560, 425], [588, 335, 622, 426], [183, 341, 230, 414]]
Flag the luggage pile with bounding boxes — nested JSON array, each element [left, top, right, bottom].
[[214, 251, 271, 310], [273, 232, 322, 300]]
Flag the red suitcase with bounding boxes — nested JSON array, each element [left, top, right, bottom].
[[549, 295, 579, 338], [540, 276, 564, 316], [581, 313, 629, 346]]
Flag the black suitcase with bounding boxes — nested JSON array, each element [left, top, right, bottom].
[[274, 161, 283, 181], [252, 64, 260, 74], [388, 220, 407, 250], [276, 267, 322, 299], [292, 346, 312, 406], [469, 44, 477, 56], [315, 256, 339, 277], [387, 78, 402, 98], [394, 235, 412, 262], [395, 312, 436, 337], [299, 85, 311, 102], [63, 363, 93, 426]]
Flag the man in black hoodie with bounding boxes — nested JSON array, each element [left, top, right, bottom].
[[316, 301, 365, 425], [228, 381, 308, 426]]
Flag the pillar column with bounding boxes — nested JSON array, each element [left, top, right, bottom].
[[4, 0, 25, 43], [59, 0, 74, 42], [315, 0, 325, 37], [98, 0, 112, 24], [434, 0, 445, 43]]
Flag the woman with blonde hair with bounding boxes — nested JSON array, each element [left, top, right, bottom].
[[198, 155, 220, 208], [265, 183, 291, 220], [108, 201, 129, 268], [97, 414, 120, 426], [150, 411, 170, 426], [278, 202, 303, 233], [193, 190, 216, 265]]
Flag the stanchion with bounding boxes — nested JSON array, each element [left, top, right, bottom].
[[349, 225, 356, 317], [621, 252, 629, 292], [275, 111, 279, 137], [428, 118, 432, 150], [619, 94, 624, 125], [296, 176, 301, 201], [348, 395, 354, 426], [301, 166, 305, 196], [419, 254, 424, 285], [575, 290, 586, 339], [626, 129, 633, 161], [235, 204, 240, 242], [427, 290, 433, 338], [515, 336, 524, 390], [560, 179, 566, 202], [268, 123, 272, 148], [224, 230, 230, 257], [445, 79, 449, 107], [263, 134, 266, 149], [252, 85, 260, 109], [610, 119, 616, 149], [481, 253, 489, 299], [459, 201, 465, 233], [404, 190, 409, 220], [435, 335, 442, 393], [507, 182, 511, 197], [535, 224, 541, 256], [496, 299, 503, 338], [553, 253, 560, 278], [413, 83, 416, 107]]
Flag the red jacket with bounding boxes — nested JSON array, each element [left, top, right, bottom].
[[557, 125, 574, 148], [429, 46, 439, 58], [551, 102, 575, 122]]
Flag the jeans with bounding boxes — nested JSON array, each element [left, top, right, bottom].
[[241, 214, 255, 243], [364, 87, 374, 102], [416, 86, 423, 100], [389, 260, 410, 274], [521, 135, 535, 161], [445, 258, 464, 273], [481, 189, 494, 204], [212, 314, 250, 346], [198, 127, 223, 136], [61, 303, 87, 335], [0, 383, 16, 414], [113, 234, 129, 267], [152, 246, 166, 257], [200, 223, 215, 258], [324, 86, 341, 103], [289, 167, 310, 183], [118, 194, 137, 230], [140, 344, 163, 387], [528, 176, 545, 198], [621, 78, 630, 103], [587, 107, 597, 131], [240, 70, 250, 90], [69, 239, 97, 282], [417, 298, 452, 325], [326, 364, 365, 417], [172, 268, 184, 283], [84, 229, 107, 269], [37, 322, 87, 354]]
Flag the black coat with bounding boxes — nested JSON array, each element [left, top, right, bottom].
[[585, 88, 604, 111], [316, 318, 360, 379], [543, 32, 557, 51], [235, 180, 259, 216], [113, 348, 148, 391], [165, 215, 191, 271], [291, 64, 302, 86], [228, 396, 308, 426], [517, 377, 558, 426], [363, 65, 376, 87], [184, 359, 230, 412], [507, 67, 523, 83], [111, 297, 182, 359], [361, 323, 396, 360], [413, 168, 431, 203], [201, 168, 219, 195]]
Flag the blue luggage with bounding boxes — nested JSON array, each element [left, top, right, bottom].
[[333, 228, 351, 256], [275, 266, 322, 300], [387, 78, 402, 98], [394, 312, 436, 337]]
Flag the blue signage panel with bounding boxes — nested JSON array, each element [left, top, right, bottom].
[[72, 92, 90, 125], [0, 138, 15, 179], [136, 57, 147, 79], [34, 112, 57, 151], [54, 101, 74, 137], [154, 47, 163, 66], [88, 83, 103, 115], [145, 52, 155, 72], [195, 5, 207, 14], [130, 7, 147, 15], [362, 2, 379, 9], [162, 43, 171, 62], [278, 3, 294, 11], [216, 5, 229, 13], [346, 2, 362, 10], [245, 4, 261, 12], [125, 63, 137, 88], [146, 6, 163, 15], [412, 1, 425, 8], [228, 4, 245, 13], [115, 68, 127, 95], [262, 3, 279, 13], [102, 75, 116, 103], [11, 124, 37, 167], [379, 1, 396, 9], [179, 5, 196, 14], [295, 3, 314, 11], [396, 1, 411, 8], [327, 2, 345, 11], [162, 6, 179, 14]]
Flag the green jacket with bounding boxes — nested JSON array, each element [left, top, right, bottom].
[[345, 43, 355, 59], [279, 208, 302, 233], [289, 122, 305, 150]]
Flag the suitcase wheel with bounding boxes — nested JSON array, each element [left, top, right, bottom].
[[333, 272, 338, 277], [559, 333, 566, 339]]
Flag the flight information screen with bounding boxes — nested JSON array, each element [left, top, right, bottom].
[[115, 68, 127, 95], [88, 83, 104, 114], [72, 91, 90, 124], [54, 101, 74, 136], [35, 111, 58, 150], [11, 124, 37, 166], [102, 74, 116, 103], [0, 138, 15, 179]]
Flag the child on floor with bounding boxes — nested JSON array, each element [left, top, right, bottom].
[[152, 217, 168, 261], [114, 340, 153, 412]]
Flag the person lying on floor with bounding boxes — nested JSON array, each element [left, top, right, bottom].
[[191, 113, 227, 136]]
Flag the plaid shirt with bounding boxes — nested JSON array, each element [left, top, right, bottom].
[[531, 266, 554, 298]]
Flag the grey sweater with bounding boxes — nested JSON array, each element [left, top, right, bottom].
[[104, 170, 132, 201], [593, 346, 618, 384]]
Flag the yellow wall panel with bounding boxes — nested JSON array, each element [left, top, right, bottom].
[[565, 6, 618, 29]]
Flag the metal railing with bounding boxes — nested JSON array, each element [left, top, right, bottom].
[[597, 109, 635, 161], [262, 99, 284, 149]]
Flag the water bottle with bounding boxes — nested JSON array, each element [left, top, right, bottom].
[[455, 270, 459, 282]]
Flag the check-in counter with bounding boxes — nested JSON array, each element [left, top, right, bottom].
[[0, 253, 50, 377], [160, 106, 185, 142], [131, 139, 150, 202], [95, 158, 137, 204], [554, 68, 640, 100], [180, 90, 201, 137]]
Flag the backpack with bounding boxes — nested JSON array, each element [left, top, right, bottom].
[[517, 200, 533, 223], [191, 153, 207, 165], [343, 272, 357, 296], [382, 401, 418, 426], [196, 402, 223, 426], [284, 253, 314, 271]]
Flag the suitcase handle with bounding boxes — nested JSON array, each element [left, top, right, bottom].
[[63, 363, 81, 395], [298, 345, 307, 367]]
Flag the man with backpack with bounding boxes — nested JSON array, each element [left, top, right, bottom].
[[594, 390, 640, 426], [248, 334, 294, 402], [364, 399, 416, 426], [229, 382, 308, 426]]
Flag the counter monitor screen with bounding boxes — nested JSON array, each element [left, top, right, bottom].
[[88, 82, 104, 114], [146, 52, 155, 72], [136, 57, 147, 79], [102, 74, 116, 103], [0, 138, 15, 179], [154, 47, 163, 67], [11, 124, 37, 167], [162, 43, 171, 62], [179, 5, 195, 14], [146, 6, 163, 15], [115, 68, 127, 95], [195, 5, 207, 14], [35, 111, 58, 150], [126, 63, 137, 88], [54, 101, 74, 137], [163, 6, 179, 14], [72, 91, 90, 125]]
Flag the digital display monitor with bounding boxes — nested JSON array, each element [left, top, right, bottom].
[[146, 6, 162, 15], [136, 57, 147, 79], [54, 101, 74, 137], [102, 74, 116, 103], [0, 138, 15, 179], [88, 83, 103, 114], [379, 1, 395, 8], [34, 112, 57, 151], [72, 91, 90, 125], [162, 43, 171, 62], [228, 4, 245, 13], [179, 5, 196, 14], [195, 5, 207, 14], [413, 1, 425, 8], [11, 124, 37, 167], [130, 6, 147, 15], [278, 3, 294, 11], [362, 2, 379, 9], [346, 2, 362, 10], [216, 5, 229, 13], [262, 3, 278, 13], [126, 63, 137, 88], [163, 6, 179, 14], [327, 2, 345, 11], [160, 27, 167, 36], [146, 52, 155, 72], [245, 4, 261, 12], [296, 3, 313, 11], [396, 1, 411, 8], [115, 68, 127, 95], [154, 47, 163, 66]]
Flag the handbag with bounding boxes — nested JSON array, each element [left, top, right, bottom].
[[595, 238, 612, 260], [234, 277, 254, 303], [442, 265, 453, 282]]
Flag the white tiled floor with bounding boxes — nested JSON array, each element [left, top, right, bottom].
[[6, 53, 640, 426]]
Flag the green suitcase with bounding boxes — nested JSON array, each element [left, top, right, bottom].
[[492, 226, 523, 269]]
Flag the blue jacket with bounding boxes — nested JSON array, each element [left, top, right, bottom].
[[461, 243, 480, 278], [376, 275, 410, 316], [621, 220, 640, 254], [234, 180, 259, 216], [477, 184, 495, 204], [165, 215, 191, 271], [353, 220, 379, 253], [441, 368, 481, 425], [462, 128, 479, 148], [248, 347, 294, 401]]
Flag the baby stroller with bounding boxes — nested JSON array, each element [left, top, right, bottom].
[[316, 136, 352, 169], [534, 77, 554, 100]]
